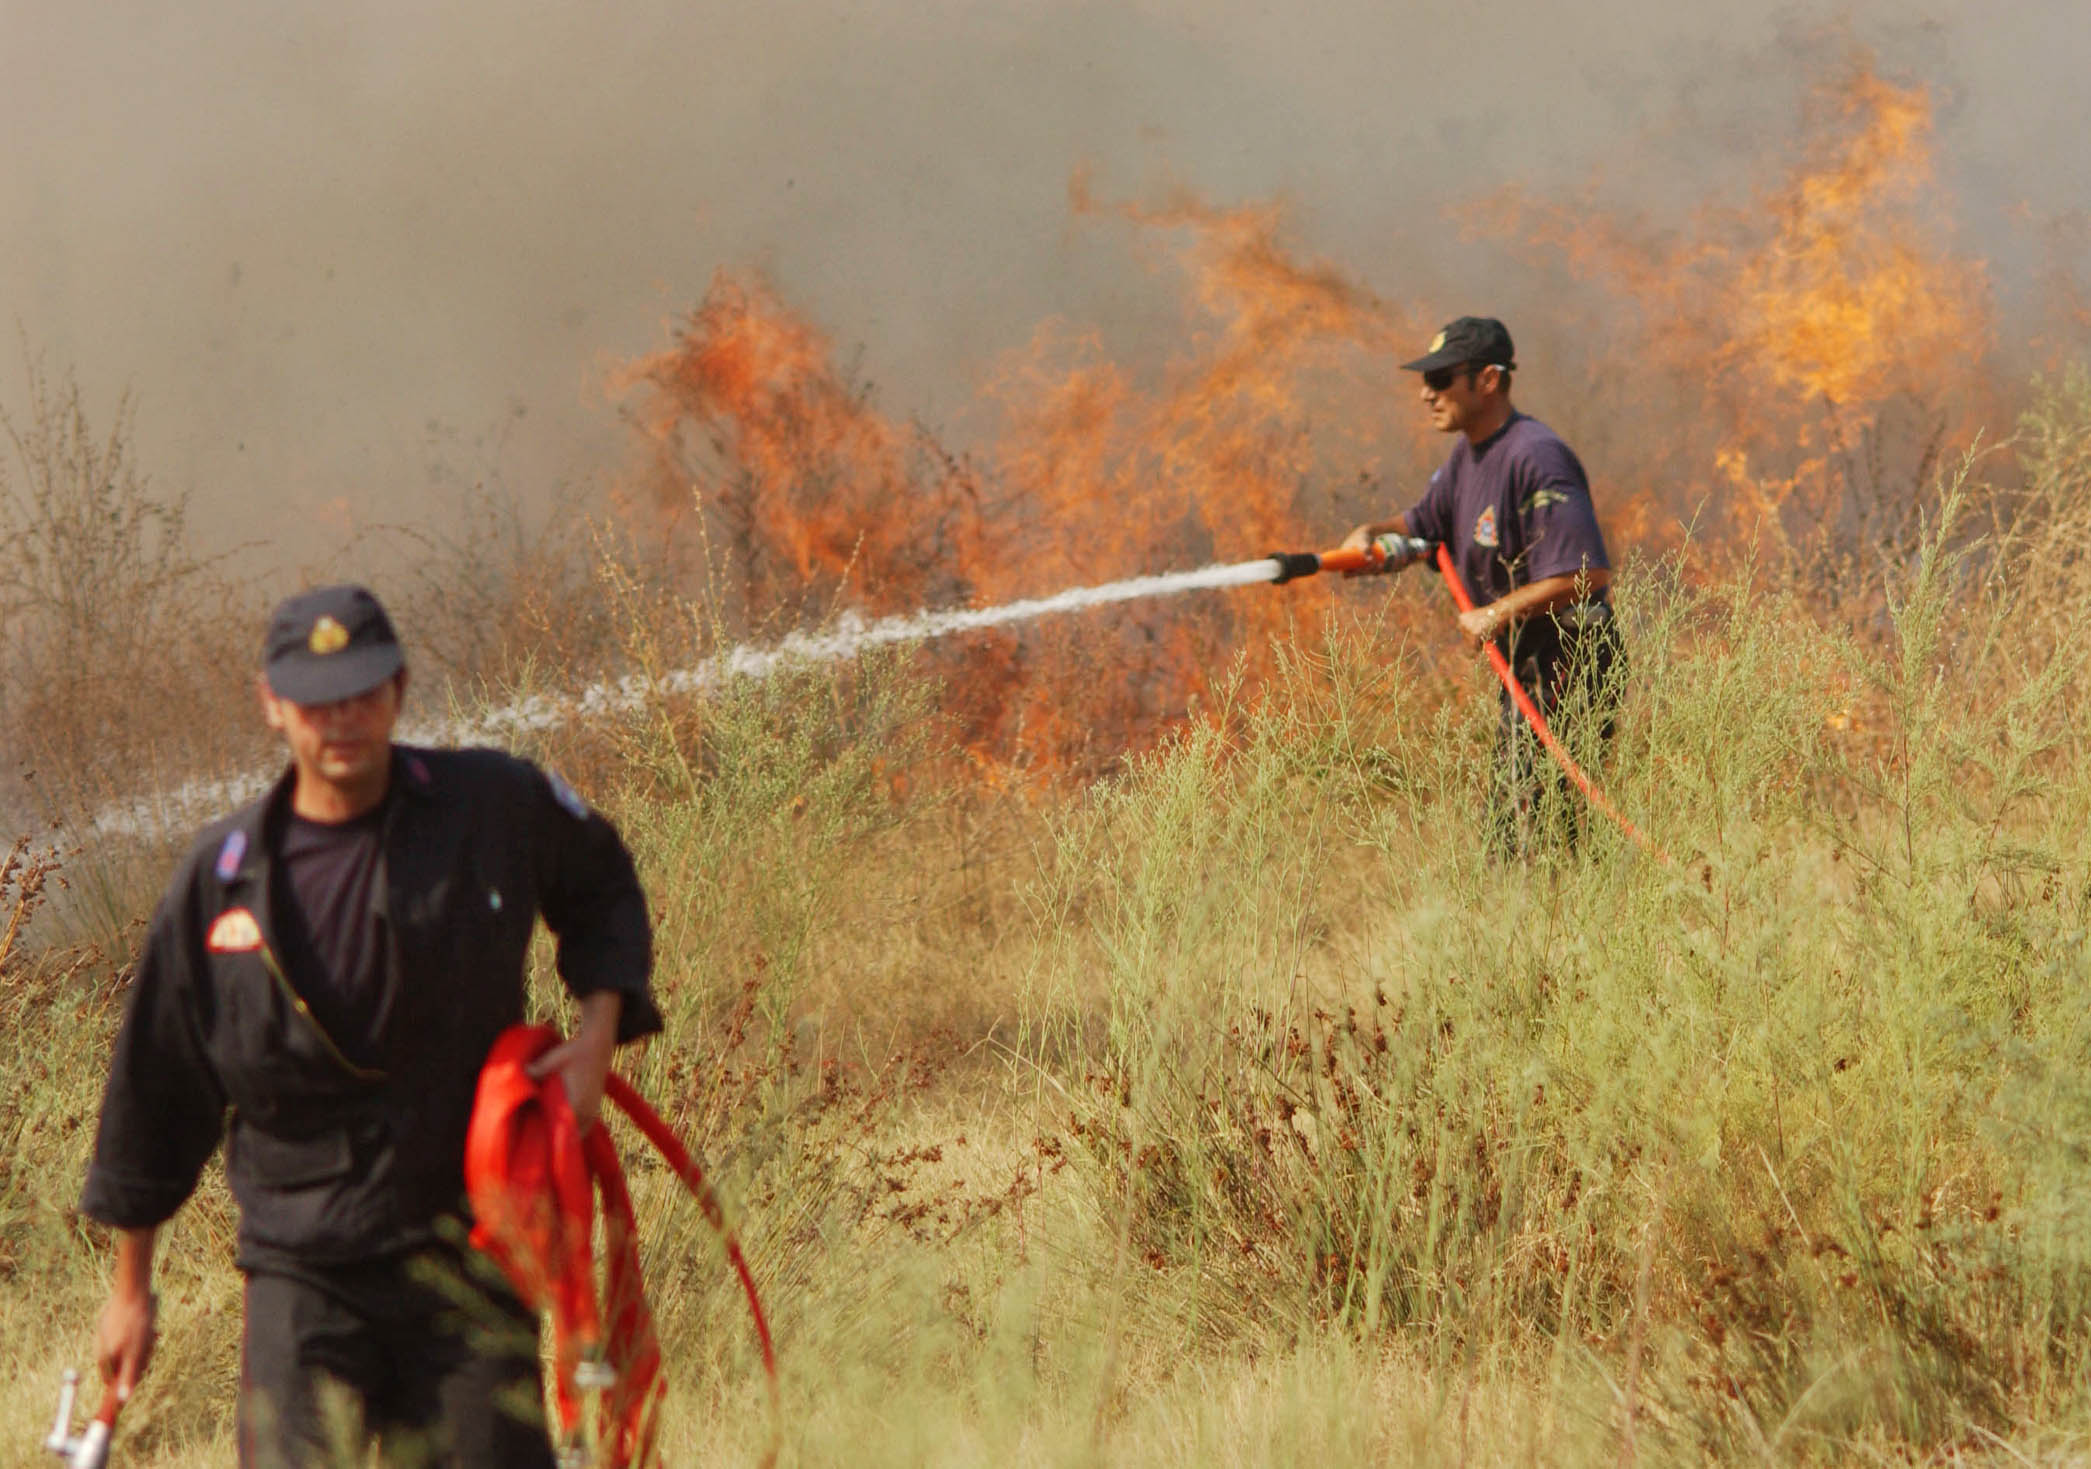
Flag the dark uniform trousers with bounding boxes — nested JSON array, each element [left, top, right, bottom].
[[240, 1252, 556, 1469], [1490, 596, 1625, 855]]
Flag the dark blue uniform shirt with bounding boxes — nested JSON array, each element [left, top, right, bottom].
[[1402, 411, 1610, 609]]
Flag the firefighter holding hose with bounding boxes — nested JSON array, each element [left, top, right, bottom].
[[1344, 317, 1622, 851], [77, 585, 661, 1467]]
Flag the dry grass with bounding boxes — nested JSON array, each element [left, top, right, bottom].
[[4, 372, 2091, 1465]]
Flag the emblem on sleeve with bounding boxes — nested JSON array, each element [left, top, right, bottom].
[[308, 615, 351, 655], [1474, 505, 1500, 548], [544, 770, 591, 821], [214, 829, 248, 882], [207, 907, 264, 953]]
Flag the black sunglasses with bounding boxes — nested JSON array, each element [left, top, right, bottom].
[[1423, 363, 1483, 392]]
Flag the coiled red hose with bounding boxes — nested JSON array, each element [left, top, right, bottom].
[[465, 1025, 779, 1467]]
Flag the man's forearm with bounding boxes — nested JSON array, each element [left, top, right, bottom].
[[577, 990, 623, 1047], [113, 1227, 157, 1298], [1486, 568, 1610, 626], [1347, 513, 1411, 543], [97, 1225, 161, 1398], [1458, 568, 1609, 647]]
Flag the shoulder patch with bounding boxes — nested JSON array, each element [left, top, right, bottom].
[[207, 907, 263, 953], [214, 829, 248, 882], [544, 769, 591, 821]]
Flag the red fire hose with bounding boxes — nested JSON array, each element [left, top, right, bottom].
[[1428, 543, 1664, 860], [465, 1025, 779, 1468], [1270, 539, 1664, 860]]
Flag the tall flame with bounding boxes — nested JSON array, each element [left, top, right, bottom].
[[1464, 56, 1993, 552], [611, 275, 966, 624], [1732, 70, 1978, 407]]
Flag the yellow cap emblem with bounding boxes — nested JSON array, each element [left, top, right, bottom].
[[1430, 330, 1447, 352], [309, 615, 350, 655]]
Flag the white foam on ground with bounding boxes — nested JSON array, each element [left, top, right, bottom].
[[80, 558, 1286, 842]]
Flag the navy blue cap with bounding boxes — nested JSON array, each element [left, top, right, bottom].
[[261, 585, 404, 704], [1402, 317, 1517, 373]]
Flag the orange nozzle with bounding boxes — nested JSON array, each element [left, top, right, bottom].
[[1310, 544, 1387, 576]]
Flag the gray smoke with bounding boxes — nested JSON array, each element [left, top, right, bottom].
[[5, 0, 2086, 570]]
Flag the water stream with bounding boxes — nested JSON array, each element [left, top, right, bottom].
[[86, 558, 1289, 840]]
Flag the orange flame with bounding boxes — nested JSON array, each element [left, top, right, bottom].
[[1464, 56, 1994, 549], [613, 55, 2005, 774], [1731, 70, 1979, 408], [611, 273, 967, 622], [614, 190, 1409, 774]]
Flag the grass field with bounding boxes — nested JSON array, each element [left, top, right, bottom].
[[4, 371, 2091, 1465]]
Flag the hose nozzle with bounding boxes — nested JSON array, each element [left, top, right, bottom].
[[1267, 551, 1324, 584], [1268, 535, 1430, 583]]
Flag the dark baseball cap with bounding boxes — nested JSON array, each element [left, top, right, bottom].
[[261, 584, 404, 705], [1401, 317, 1517, 373]]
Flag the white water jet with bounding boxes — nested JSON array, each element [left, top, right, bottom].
[[82, 558, 1289, 842]]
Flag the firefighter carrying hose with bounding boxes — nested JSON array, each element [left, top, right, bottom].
[[1345, 317, 1624, 852], [78, 585, 661, 1467]]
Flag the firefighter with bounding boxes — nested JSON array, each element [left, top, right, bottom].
[[81, 584, 660, 1466], [1344, 317, 1622, 850]]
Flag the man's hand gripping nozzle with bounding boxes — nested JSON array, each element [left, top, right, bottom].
[[45, 1372, 118, 1469], [1267, 534, 1430, 583]]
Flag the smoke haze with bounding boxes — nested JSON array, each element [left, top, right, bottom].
[[5, 0, 2088, 569]]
